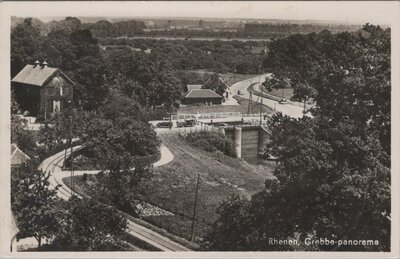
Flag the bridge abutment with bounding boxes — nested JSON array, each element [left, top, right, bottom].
[[234, 126, 242, 158]]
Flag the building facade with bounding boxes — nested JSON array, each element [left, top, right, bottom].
[[12, 61, 76, 117]]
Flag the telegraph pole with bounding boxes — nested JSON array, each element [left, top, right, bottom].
[[190, 173, 200, 242], [69, 116, 74, 195], [248, 90, 252, 114], [259, 73, 262, 125], [114, 98, 118, 121], [44, 88, 47, 121], [260, 95, 263, 125]]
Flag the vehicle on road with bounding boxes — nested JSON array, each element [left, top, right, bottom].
[[237, 90, 243, 95], [176, 121, 185, 128], [157, 121, 173, 128], [184, 119, 197, 127], [279, 99, 288, 104]]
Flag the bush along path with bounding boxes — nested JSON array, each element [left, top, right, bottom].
[[38, 144, 193, 251]]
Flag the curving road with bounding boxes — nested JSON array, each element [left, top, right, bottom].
[[229, 73, 306, 118], [39, 145, 190, 251]]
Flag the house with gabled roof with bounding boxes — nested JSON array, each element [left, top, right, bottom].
[[186, 84, 203, 91], [182, 89, 223, 105], [11, 61, 77, 118]]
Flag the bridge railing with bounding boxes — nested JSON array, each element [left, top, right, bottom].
[[164, 112, 270, 121]]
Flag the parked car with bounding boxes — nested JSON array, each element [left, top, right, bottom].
[[157, 121, 173, 128], [176, 121, 184, 128], [184, 119, 197, 127], [279, 99, 288, 104]]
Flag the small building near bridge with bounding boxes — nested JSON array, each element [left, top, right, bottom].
[[12, 61, 77, 118], [182, 89, 223, 105]]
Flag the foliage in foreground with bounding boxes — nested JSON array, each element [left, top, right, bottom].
[[50, 196, 128, 251], [204, 24, 390, 251], [81, 117, 160, 216], [183, 131, 237, 158], [11, 161, 130, 251], [11, 160, 59, 247]]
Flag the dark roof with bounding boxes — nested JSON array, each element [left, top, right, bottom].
[[11, 143, 30, 166], [187, 84, 203, 91], [184, 89, 222, 99], [12, 64, 76, 87]]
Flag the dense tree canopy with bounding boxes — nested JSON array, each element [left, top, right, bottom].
[[203, 72, 228, 97], [50, 196, 128, 251], [205, 24, 391, 251], [11, 18, 42, 77], [80, 117, 160, 214], [263, 25, 390, 155], [11, 160, 59, 247]]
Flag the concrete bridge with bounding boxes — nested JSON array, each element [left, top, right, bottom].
[[222, 125, 271, 163]]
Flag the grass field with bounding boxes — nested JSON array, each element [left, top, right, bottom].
[[136, 134, 275, 242], [178, 96, 274, 115], [234, 96, 274, 114], [181, 69, 257, 86], [263, 87, 294, 100], [65, 133, 275, 243]]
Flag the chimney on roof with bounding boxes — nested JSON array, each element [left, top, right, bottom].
[[41, 61, 48, 69], [34, 60, 40, 67]]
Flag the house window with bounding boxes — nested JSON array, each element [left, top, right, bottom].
[[53, 100, 60, 113]]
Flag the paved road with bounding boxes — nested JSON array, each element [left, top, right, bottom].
[[229, 74, 306, 118], [39, 145, 190, 252]]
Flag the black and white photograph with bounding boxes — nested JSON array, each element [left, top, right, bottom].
[[0, 1, 399, 257]]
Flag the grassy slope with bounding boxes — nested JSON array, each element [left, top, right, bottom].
[[234, 96, 274, 114], [137, 134, 275, 241], [64, 133, 275, 242], [264, 87, 294, 100], [178, 96, 274, 115]]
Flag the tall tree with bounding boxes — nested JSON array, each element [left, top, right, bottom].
[[11, 160, 59, 247], [203, 72, 228, 97], [51, 197, 128, 251], [205, 25, 391, 251], [82, 117, 160, 214], [11, 18, 42, 77]]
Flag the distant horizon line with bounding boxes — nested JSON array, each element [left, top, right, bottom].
[[16, 15, 379, 26]]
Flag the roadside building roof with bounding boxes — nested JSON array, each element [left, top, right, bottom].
[[184, 89, 222, 99], [11, 143, 30, 166], [251, 46, 267, 54], [12, 64, 76, 87], [203, 77, 230, 90], [187, 84, 203, 91]]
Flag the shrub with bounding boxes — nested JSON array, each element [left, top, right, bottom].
[[184, 131, 237, 157]]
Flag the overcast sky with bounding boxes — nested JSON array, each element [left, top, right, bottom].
[[8, 1, 399, 25]]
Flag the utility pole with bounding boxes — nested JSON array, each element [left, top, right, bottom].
[[248, 90, 253, 114], [260, 95, 263, 125], [259, 73, 262, 125], [69, 116, 74, 195], [64, 130, 68, 168], [114, 98, 118, 121], [44, 88, 47, 121], [190, 173, 200, 242]]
